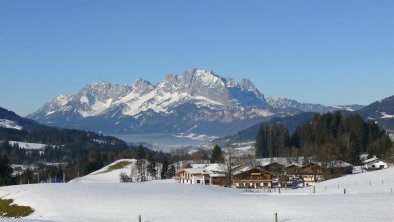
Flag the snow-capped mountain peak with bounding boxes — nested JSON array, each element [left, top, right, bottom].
[[29, 69, 272, 135], [131, 79, 154, 95]]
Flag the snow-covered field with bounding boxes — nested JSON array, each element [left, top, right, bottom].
[[1, 163, 394, 221]]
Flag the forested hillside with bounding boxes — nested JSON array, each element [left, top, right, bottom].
[[216, 112, 316, 144], [255, 111, 393, 164]]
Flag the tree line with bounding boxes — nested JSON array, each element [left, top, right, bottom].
[[255, 112, 393, 165]]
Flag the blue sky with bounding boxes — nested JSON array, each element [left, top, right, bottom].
[[1, 0, 393, 116]]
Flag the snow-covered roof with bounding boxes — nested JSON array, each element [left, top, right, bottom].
[[233, 166, 252, 175], [182, 168, 210, 174], [362, 157, 380, 164], [256, 157, 305, 167], [178, 163, 226, 176], [286, 163, 302, 168], [190, 164, 210, 169], [330, 160, 353, 168], [204, 163, 224, 172]]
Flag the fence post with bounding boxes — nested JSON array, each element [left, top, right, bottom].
[[138, 215, 141, 222], [275, 213, 278, 222], [344, 188, 346, 194], [313, 185, 315, 193]]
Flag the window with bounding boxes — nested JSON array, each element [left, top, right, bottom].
[[197, 180, 200, 184]]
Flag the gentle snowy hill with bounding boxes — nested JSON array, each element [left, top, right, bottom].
[[70, 159, 162, 183], [0, 166, 393, 221], [70, 159, 136, 183]]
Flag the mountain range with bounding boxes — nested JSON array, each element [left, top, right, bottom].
[[28, 69, 366, 136], [217, 96, 394, 144]]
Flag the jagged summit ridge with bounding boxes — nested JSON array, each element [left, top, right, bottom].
[[28, 69, 365, 135], [28, 69, 271, 135]]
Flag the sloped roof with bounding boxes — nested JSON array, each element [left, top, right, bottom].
[[177, 163, 226, 175], [330, 160, 353, 168], [362, 157, 379, 164]]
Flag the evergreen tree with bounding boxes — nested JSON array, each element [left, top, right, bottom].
[[147, 153, 157, 180], [255, 124, 289, 158], [0, 155, 14, 186], [255, 111, 392, 165], [161, 158, 169, 179], [166, 165, 176, 178], [210, 144, 224, 163], [135, 145, 146, 182]]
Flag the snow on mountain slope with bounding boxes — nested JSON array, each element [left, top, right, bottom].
[[0, 119, 23, 130], [27, 69, 366, 136], [0, 168, 393, 222], [381, 112, 394, 119], [8, 141, 47, 150], [266, 96, 364, 114], [28, 69, 272, 135]]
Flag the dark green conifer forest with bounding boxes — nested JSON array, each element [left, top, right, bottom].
[[255, 112, 393, 164]]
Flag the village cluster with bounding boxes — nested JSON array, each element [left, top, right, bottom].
[[173, 155, 389, 189]]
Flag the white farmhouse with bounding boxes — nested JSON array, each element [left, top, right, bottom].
[[175, 163, 227, 185], [362, 156, 388, 170]]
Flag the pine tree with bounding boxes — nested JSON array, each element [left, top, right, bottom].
[[161, 158, 169, 179], [147, 153, 157, 180], [210, 144, 224, 163], [0, 155, 13, 186], [135, 145, 146, 182], [166, 165, 176, 178]]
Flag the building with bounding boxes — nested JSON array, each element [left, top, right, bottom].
[[297, 162, 324, 183], [175, 168, 210, 185], [232, 168, 273, 189], [172, 160, 210, 171], [260, 162, 286, 177], [363, 156, 388, 170], [175, 163, 227, 185], [285, 163, 301, 175]]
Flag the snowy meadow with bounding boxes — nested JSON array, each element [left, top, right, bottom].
[[0, 164, 393, 222]]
